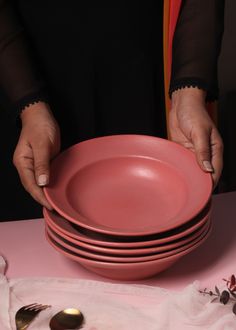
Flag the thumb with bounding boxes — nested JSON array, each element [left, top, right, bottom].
[[192, 130, 214, 173], [33, 142, 51, 186]]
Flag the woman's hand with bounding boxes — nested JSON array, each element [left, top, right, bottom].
[[169, 88, 223, 188], [13, 102, 61, 209]]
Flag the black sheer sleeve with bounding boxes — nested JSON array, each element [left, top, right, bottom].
[[0, 0, 47, 117], [169, 0, 225, 101]]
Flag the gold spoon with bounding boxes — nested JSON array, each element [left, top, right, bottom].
[[49, 308, 84, 330]]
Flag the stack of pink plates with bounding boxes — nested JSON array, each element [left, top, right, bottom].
[[43, 135, 213, 280]]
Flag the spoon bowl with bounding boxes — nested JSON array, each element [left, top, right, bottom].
[[49, 308, 84, 330]]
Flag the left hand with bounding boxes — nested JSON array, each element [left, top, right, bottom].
[[169, 88, 223, 188]]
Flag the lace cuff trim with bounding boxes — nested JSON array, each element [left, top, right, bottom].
[[169, 77, 218, 102], [13, 90, 49, 126], [15, 91, 49, 115]]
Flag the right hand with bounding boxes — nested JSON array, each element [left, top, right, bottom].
[[169, 88, 223, 189], [13, 102, 61, 209]]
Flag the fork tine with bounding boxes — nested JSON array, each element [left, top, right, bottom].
[[22, 303, 51, 311], [22, 303, 39, 310], [26, 303, 51, 311], [34, 304, 51, 311]]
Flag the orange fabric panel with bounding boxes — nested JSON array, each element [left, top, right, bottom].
[[168, 0, 182, 83], [163, 0, 170, 126], [163, 0, 182, 134]]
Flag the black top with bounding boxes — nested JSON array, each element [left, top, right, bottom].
[[170, 0, 225, 101], [0, 0, 225, 148]]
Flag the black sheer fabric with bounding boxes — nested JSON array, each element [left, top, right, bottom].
[[170, 0, 225, 101], [0, 0, 47, 115], [0, 0, 169, 147], [0, 0, 225, 143]]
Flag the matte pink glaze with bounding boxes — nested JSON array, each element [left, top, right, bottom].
[[44, 135, 212, 236], [43, 202, 211, 248], [45, 224, 212, 280], [45, 220, 211, 262], [44, 211, 211, 256]]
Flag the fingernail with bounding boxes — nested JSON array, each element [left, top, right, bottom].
[[203, 161, 214, 172], [45, 203, 53, 211], [38, 174, 48, 186]]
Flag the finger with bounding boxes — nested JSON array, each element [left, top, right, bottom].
[[20, 167, 53, 210], [32, 141, 51, 187], [210, 130, 224, 188], [14, 155, 53, 210], [192, 129, 214, 173]]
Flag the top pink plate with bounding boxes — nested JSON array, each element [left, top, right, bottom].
[[44, 135, 212, 236]]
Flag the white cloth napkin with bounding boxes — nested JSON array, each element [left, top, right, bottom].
[[0, 256, 235, 330]]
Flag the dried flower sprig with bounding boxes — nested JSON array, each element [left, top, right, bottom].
[[223, 275, 236, 294], [199, 275, 236, 315]]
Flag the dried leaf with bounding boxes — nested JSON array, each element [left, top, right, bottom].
[[231, 275, 236, 286], [231, 284, 236, 292], [220, 290, 230, 305], [229, 290, 236, 299], [215, 286, 220, 296], [211, 297, 219, 303], [233, 303, 236, 315]]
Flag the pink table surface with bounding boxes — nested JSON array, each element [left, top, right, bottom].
[[1, 191, 236, 291]]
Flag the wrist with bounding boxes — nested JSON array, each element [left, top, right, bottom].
[[171, 87, 206, 107], [20, 101, 52, 125]]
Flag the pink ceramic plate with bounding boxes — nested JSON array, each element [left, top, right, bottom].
[[44, 135, 212, 236], [45, 223, 212, 280], [46, 217, 211, 256], [46, 219, 211, 262], [43, 201, 211, 248]]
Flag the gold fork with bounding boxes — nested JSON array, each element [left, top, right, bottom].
[[15, 303, 51, 330]]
